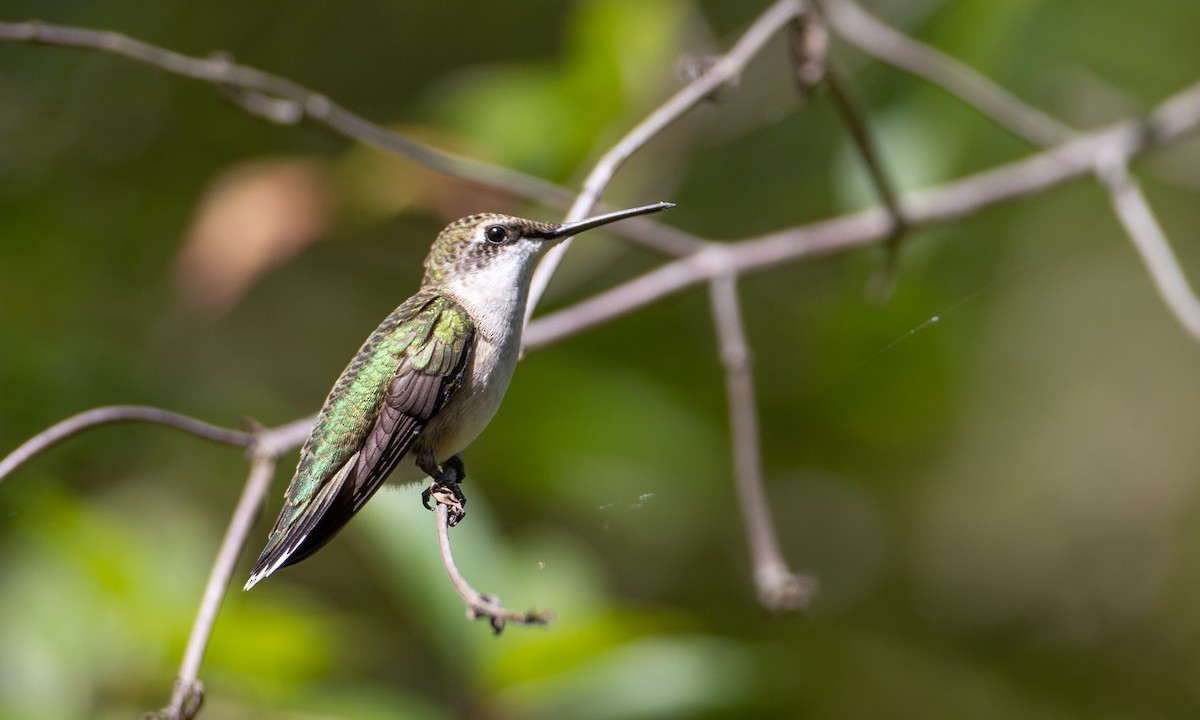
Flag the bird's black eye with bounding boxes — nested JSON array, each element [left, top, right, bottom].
[[485, 225, 509, 245]]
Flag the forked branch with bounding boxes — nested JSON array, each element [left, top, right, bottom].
[[523, 76, 1200, 349], [524, 0, 810, 323]]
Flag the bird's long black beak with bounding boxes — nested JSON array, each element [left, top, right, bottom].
[[538, 202, 675, 240]]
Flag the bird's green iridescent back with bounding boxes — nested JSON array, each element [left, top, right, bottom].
[[270, 291, 472, 544]]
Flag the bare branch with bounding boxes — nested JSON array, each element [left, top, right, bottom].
[[0, 21, 698, 258], [0, 406, 252, 483], [525, 246, 725, 349], [0, 22, 563, 205], [430, 490, 553, 634], [523, 0, 808, 326], [821, 0, 1075, 147], [709, 274, 816, 612], [152, 452, 278, 720], [1098, 160, 1200, 341], [525, 78, 1200, 350]]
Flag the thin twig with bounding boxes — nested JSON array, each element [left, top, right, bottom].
[[0, 21, 698, 258], [523, 0, 808, 326], [822, 64, 909, 297], [524, 78, 1200, 350], [783, 7, 908, 296], [821, 0, 1075, 147], [821, 66, 905, 232], [152, 452, 278, 720], [709, 274, 816, 612], [1097, 159, 1200, 341], [0, 406, 252, 482], [432, 498, 553, 635], [786, 8, 905, 235]]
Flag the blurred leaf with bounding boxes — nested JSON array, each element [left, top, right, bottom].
[[173, 158, 332, 314]]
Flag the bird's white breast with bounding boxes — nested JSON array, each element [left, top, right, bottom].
[[406, 245, 534, 475]]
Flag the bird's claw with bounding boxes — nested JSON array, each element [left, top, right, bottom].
[[422, 477, 467, 527], [420, 455, 468, 525]]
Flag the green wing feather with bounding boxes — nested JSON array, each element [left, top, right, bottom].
[[245, 293, 474, 589]]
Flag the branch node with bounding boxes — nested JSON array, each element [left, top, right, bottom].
[[788, 11, 828, 95], [147, 678, 203, 720], [305, 93, 333, 118], [694, 245, 731, 277], [756, 566, 818, 614], [1092, 145, 1129, 186], [205, 49, 234, 76], [204, 50, 300, 124], [676, 55, 739, 101], [18, 19, 44, 42], [240, 418, 281, 462]]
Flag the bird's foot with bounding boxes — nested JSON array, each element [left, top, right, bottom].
[[422, 479, 467, 526], [421, 456, 468, 526]]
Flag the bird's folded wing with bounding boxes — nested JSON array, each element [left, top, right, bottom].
[[245, 296, 474, 588]]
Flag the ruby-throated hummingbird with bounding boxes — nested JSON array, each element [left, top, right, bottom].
[[245, 202, 673, 589]]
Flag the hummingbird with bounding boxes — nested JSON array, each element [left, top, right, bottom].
[[245, 201, 674, 590]]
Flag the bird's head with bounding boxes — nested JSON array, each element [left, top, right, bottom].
[[422, 202, 673, 287]]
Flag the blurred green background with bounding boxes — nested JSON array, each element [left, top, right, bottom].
[[3, 0, 1200, 718]]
